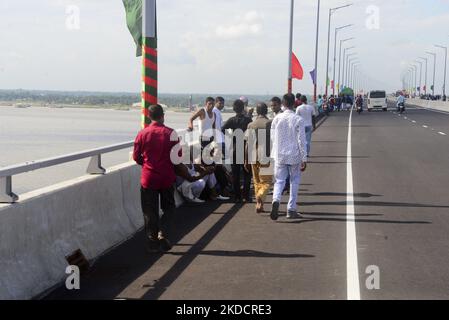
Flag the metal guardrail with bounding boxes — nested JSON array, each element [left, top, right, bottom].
[[0, 128, 191, 204], [0, 141, 134, 203]]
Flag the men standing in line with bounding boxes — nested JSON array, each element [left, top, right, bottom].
[[222, 99, 252, 203], [240, 96, 254, 119], [270, 97, 283, 117], [295, 93, 303, 108], [133, 105, 180, 253], [245, 102, 272, 213], [188, 97, 216, 157], [270, 94, 308, 221], [296, 95, 316, 158]]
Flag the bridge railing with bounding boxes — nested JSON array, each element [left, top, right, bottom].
[[0, 128, 191, 204], [0, 141, 134, 203]]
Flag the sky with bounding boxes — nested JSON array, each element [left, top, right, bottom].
[[1, 0, 449, 95]]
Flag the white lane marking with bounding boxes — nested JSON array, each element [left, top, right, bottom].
[[439, 132, 447, 136], [423, 125, 428, 128], [412, 120, 416, 123], [347, 108, 361, 300]]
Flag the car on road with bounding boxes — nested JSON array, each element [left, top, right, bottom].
[[367, 90, 388, 112]]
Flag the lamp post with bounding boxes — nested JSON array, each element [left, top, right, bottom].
[[345, 53, 357, 88], [418, 57, 428, 95], [333, 25, 353, 95], [346, 54, 357, 89], [435, 44, 447, 97], [313, 0, 321, 102], [414, 60, 423, 96], [338, 38, 354, 94], [411, 64, 418, 97], [426, 51, 437, 96], [325, 3, 353, 97], [342, 46, 355, 90], [287, 0, 295, 94], [350, 62, 360, 89]]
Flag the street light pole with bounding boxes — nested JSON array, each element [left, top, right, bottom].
[[313, 0, 320, 102], [338, 37, 354, 95], [419, 57, 428, 95], [325, 3, 353, 97], [426, 51, 437, 96], [287, 0, 295, 94], [333, 25, 352, 96], [435, 44, 447, 97], [342, 47, 355, 89], [350, 62, 359, 89], [346, 55, 357, 89], [348, 58, 357, 89], [411, 64, 417, 97], [414, 60, 423, 96]]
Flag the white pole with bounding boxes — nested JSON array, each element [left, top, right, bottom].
[[288, 0, 295, 94], [313, 0, 320, 102]]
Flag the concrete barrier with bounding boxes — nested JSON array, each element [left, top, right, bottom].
[[388, 97, 449, 113], [0, 161, 183, 300]]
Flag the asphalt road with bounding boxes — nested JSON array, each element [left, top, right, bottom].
[[45, 104, 449, 300]]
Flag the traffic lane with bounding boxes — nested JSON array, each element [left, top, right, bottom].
[[351, 109, 449, 299], [388, 101, 449, 134]]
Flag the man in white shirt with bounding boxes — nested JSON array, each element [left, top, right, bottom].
[[296, 95, 316, 157], [270, 93, 307, 220]]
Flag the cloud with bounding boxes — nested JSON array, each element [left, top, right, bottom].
[[215, 11, 264, 39]]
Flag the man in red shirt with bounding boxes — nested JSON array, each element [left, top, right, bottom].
[[133, 105, 181, 253]]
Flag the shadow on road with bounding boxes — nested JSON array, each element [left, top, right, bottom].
[[166, 250, 314, 259]]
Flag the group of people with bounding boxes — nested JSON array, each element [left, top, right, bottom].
[[133, 93, 317, 253], [316, 94, 354, 114]]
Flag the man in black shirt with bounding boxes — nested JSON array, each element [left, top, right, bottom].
[[222, 100, 253, 203]]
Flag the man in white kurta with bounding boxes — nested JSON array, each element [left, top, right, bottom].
[[270, 94, 308, 220]]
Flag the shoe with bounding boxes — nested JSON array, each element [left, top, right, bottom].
[[270, 202, 280, 221], [234, 197, 243, 203], [221, 189, 231, 198], [217, 195, 230, 201], [286, 211, 304, 220], [159, 237, 173, 252], [146, 239, 160, 253], [190, 197, 205, 203]]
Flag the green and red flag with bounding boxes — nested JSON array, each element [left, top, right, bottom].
[[123, 0, 158, 128]]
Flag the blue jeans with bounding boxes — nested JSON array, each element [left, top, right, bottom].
[[272, 164, 302, 212], [305, 126, 312, 156]]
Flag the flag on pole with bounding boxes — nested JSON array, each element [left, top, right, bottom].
[[292, 52, 304, 80], [310, 69, 317, 85], [123, 0, 158, 128], [331, 80, 335, 90], [326, 77, 330, 87], [123, 0, 143, 57]]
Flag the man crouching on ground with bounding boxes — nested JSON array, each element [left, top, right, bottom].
[[133, 104, 180, 253]]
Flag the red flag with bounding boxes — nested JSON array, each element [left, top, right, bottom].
[[331, 80, 335, 89], [292, 52, 304, 80]]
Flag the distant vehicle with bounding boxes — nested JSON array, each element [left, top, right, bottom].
[[367, 90, 387, 112]]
